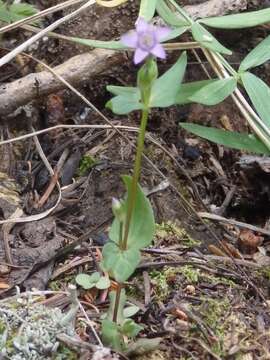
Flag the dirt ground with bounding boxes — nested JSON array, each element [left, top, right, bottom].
[[0, 0, 270, 359]]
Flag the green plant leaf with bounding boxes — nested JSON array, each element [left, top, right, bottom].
[[66, 37, 124, 50], [109, 175, 155, 250], [189, 77, 237, 105], [96, 276, 111, 290], [199, 8, 270, 29], [191, 23, 232, 55], [239, 35, 270, 72], [121, 319, 143, 338], [176, 79, 215, 104], [102, 242, 140, 282], [105, 290, 126, 324], [156, 0, 189, 26], [126, 338, 162, 356], [162, 26, 190, 41], [107, 85, 138, 96], [106, 90, 143, 115], [138, 0, 158, 21], [75, 272, 100, 289], [102, 319, 123, 351], [179, 123, 270, 154], [241, 71, 270, 129], [0, 1, 38, 23], [123, 305, 140, 318], [149, 52, 187, 107]]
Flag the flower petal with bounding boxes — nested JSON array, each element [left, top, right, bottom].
[[134, 48, 149, 64], [121, 31, 138, 48], [150, 44, 166, 59], [155, 27, 171, 41], [136, 17, 149, 32]]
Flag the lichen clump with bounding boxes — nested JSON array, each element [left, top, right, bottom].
[[0, 301, 75, 359]]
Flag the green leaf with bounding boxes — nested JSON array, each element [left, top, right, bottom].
[[66, 37, 124, 50], [179, 123, 270, 154], [107, 85, 138, 96], [199, 8, 270, 29], [102, 319, 123, 351], [138, 0, 158, 21], [109, 175, 155, 250], [0, 1, 38, 23], [162, 26, 190, 42], [96, 276, 111, 290], [176, 79, 215, 104], [126, 338, 162, 356], [156, 0, 189, 26], [241, 71, 270, 129], [105, 290, 126, 324], [149, 52, 187, 107], [123, 305, 140, 318], [121, 319, 143, 338], [75, 272, 100, 289], [102, 242, 140, 282], [189, 77, 237, 105], [239, 35, 270, 72], [191, 23, 232, 55], [106, 89, 143, 115]]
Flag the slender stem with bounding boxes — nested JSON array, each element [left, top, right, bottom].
[[121, 108, 149, 251], [112, 285, 122, 323]]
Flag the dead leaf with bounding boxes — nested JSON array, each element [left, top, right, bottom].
[[238, 229, 263, 254]]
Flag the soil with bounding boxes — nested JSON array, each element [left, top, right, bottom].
[[0, 0, 270, 359]]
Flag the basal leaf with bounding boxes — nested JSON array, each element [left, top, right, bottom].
[[102, 319, 123, 351], [123, 305, 140, 318], [149, 52, 187, 107], [109, 175, 155, 250], [191, 23, 232, 55], [199, 8, 270, 29], [179, 123, 270, 154], [138, 0, 157, 21], [102, 242, 140, 282], [106, 90, 143, 114], [176, 79, 215, 104], [0, 1, 38, 23], [75, 272, 100, 289], [189, 77, 237, 105], [241, 71, 270, 129], [96, 276, 111, 290], [121, 319, 143, 338], [156, 0, 189, 27], [66, 37, 124, 50], [239, 35, 270, 71]]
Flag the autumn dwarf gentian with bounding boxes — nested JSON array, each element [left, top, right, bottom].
[[121, 18, 171, 64]]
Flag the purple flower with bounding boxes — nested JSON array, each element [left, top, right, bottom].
[[121, 18, 171, 65]]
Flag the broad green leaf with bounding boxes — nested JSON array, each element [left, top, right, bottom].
[[66, 37, 124, 50], [241, 72, 270, 129], [75, 272, 100, 289], [96, 276, 111, 290], [191, 23, 232, 55], [0, 1, 38, 23], [240, 35, 270, 71], [189, 77, 237, 105], [107, 85, 138, 96], [138, 0, 157, 21], [156, 0, 189, 26], [121, 319, 143, 338], [199, 8, 270, 29], [123, 305, 140, 318], [126, 338, 162, 356], [109, 175, 155, 250], [150, 52, 187, 107], [102, 242, 140, 282], [179, 123, 270, 154], [162, 26, 190, 42], [102, 319, 123, 351], [106, 89, 143, 114], [176, 79, 215, 104], [106, 290, 126, 324]]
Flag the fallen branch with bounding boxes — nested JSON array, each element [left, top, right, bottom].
[[0, 49, 124, 116]]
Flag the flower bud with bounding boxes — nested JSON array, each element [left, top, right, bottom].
[[112, 197, 126, 223]]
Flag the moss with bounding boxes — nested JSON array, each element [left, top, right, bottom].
[[155, 221, 200, 247], [77, 155, 97, 176], [149, 269, 171, 301], [179, 265, 200, 284]]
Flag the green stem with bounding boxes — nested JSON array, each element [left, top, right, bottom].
[[121, 108, 149, 251]]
